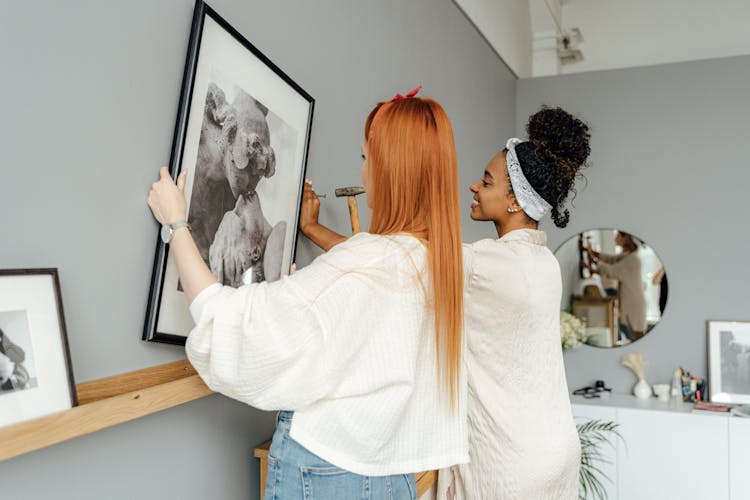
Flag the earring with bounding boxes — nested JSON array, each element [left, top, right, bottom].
[[507, 207, 518, 213]]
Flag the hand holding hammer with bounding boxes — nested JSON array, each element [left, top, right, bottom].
[[299, 180, 348, 251], [334, 186, 365, 234]]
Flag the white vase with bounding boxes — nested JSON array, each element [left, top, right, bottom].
[[634, 379, 652, 399]]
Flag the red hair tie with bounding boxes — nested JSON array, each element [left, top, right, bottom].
[[369, 86, 423, 150], [390, 85, 422, 102]]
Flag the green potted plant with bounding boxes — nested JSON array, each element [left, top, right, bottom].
[[577, 419, 622, 500]]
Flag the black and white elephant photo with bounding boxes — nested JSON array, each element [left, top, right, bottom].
[[187, 82, 287, 287], [143, 11, 314, 343]]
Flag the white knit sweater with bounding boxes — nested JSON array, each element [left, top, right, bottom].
[[186, 232, 468, 476], [438, 229, 580, 500]]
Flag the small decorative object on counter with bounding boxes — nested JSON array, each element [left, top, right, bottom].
[[633, 379, 651, 399], [693, 401, 731, 413], [573, 380, 612, 399], [652, 383, 670, 402], [560, 311, 587, 351], [671, 367, 682, 400], [622, 351, 652, 399], [672, 367, 708, 403], [677, 367, 706, 402]]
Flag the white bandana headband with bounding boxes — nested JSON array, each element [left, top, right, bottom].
[[505, 138, 552, 221]]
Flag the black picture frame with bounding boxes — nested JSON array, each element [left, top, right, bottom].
[[0, 268, 77, 429], [143, 0, 314, 344]]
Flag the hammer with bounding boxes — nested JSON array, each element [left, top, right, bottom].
[[335, 186, 365, 234]]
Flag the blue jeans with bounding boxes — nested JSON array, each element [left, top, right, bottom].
[[264, 411, 417, 500]]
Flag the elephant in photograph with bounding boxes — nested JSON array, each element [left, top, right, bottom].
[[219, 91, 276, 197], [209, 191, 286, 287], [189, 83, 279, 274]]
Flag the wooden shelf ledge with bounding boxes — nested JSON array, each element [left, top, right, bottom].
[[75, 359, 199, 405], [0, 360, 212, 461]]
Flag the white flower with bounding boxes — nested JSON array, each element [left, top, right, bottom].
[[560, 311, 587, 351]]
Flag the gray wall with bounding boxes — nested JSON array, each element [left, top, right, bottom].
[[517, 55, 750, 393], [0, 1, 515, 498]]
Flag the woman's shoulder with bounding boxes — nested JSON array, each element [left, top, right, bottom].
[[334, 232, 423, 252], [463, 237, 517, 259], [466, 230, 551, 255], [464, 238, 499, 252], [284, 233, 426, 302], [320, 232, 425, 270], [464, 233, 558, 279]]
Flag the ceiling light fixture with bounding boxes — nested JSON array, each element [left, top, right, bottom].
[[557, 27, 584, 65]]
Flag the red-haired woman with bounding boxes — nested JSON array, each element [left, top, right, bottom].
[[146, 90, 467, 499]]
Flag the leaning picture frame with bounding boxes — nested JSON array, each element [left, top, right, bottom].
[[0, 269, 77, 429], [144, 0, 314, 344], [707, 320, 750, 404]]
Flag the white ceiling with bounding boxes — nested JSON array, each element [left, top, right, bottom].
[[454, 0, 533, 77], [456, 0, 750, 78]]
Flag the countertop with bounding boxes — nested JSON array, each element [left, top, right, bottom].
[[570, 393, 737, 416]]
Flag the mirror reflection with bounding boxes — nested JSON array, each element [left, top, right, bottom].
[[555, 229, 668, 348]]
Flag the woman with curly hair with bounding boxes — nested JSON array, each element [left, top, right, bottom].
[[437, 106, 591, 499]]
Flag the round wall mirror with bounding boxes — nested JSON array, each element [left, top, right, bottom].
[[555, 229, 668, 348]]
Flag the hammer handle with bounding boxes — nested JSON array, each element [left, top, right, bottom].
[[347, 196, 361, 234]]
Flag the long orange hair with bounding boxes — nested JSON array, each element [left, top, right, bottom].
[[365, 97, 463, 407]]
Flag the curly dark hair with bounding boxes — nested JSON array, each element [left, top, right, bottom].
[[512, 106, 591, 227]]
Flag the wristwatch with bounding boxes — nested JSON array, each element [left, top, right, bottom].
[[160, 220, 191, 244]]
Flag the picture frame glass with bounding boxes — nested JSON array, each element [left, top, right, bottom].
[[145, 3, 314, 343], [708, 320, 750, 404], [0, 271, 75, 428]]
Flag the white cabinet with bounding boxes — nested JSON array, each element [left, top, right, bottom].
[[616, 409, 728, 500], [572, 395, 742, 500], [730, 417, 750, 500]]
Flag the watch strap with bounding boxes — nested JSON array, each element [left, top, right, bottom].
[[170, 220, 191, 232]]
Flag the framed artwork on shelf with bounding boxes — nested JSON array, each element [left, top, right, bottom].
[[144, 0, 314, 344], [0, 269, 76, 429], [707, 320, 750, 404]]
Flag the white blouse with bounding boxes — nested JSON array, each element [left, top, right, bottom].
[[439, 229, 580, 500], [186, 232, 468, 476]]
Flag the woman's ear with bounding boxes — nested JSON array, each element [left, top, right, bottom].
[[507, 194, 523, 213]]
